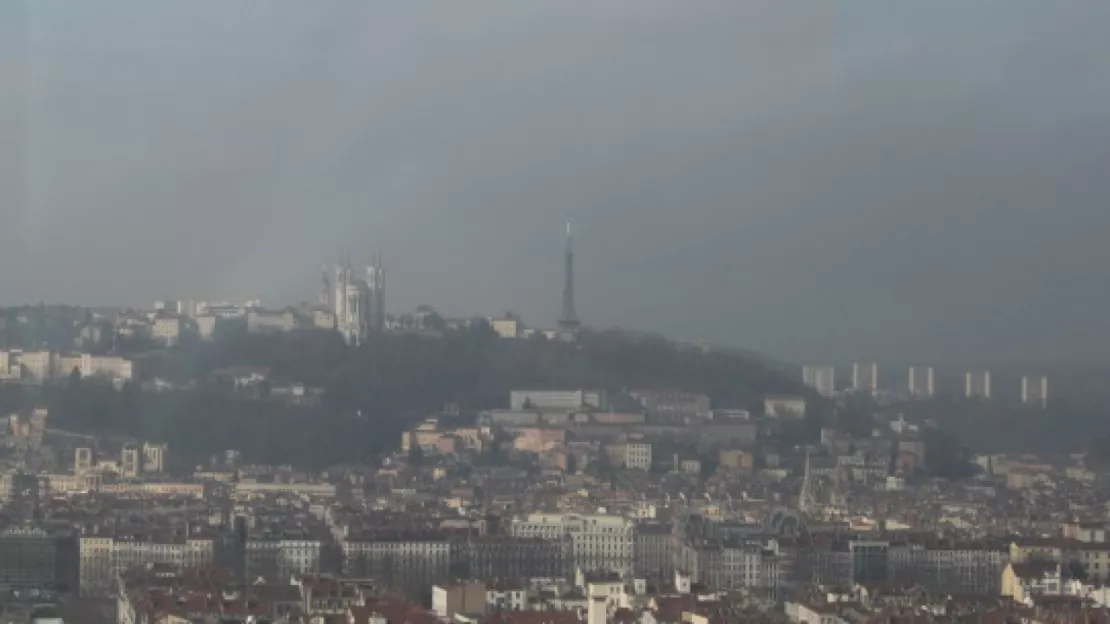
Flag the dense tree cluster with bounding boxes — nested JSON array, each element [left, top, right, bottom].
[[890, 395, 1110, 456], [0, 325, 812, 470]]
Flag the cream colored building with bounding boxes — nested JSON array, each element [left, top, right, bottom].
[[151, 317, 183, 346], [853, 360, 879, 394], [0, 470, 15, 503], [245, 535, 325, 582], [908, 366, 935, 398], [802, 366, 836, 397], [41, 472, 100, 495], [966, 370, 992, 399], [142, 443, 168, 473], [0, 350, 14, 379], [74, 447, 93, 475], [18, 351, 54, 383], [0, 350, 134, 383], [625, 443, 652, 470], [57, 353, 134, 382], [97, 482, 204, 498], [338, 533, 451, 578], [764, 395, 807, 418], [490, 318, 521, 339], [432, 581, 487, 618], [1022, 375, 1049, 408], [511, 513, 633, 573], [120, 445, 141, 478], [79, 532, 216, 596]]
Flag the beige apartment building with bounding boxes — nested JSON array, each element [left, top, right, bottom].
[[79, 530, 216, 596]]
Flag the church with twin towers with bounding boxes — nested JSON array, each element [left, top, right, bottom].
[[321, 255, 385, 346]]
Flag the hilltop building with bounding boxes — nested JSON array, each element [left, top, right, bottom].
[[333, 255, 385, 346], [802, 366, 836, 397]]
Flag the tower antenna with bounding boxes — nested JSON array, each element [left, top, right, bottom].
[[558, 222, 580, 332]]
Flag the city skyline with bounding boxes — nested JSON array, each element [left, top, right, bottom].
[[4, 3, 1110, 618], [6, 2, 1110, 366]]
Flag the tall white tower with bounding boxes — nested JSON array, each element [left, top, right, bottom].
[[965, 370, 991, 399], [908, 366, 935, 398], [803, 366, 836, 397], [367, 254, 385, 333], [853, 360, 878, 394], [1022, 375, 1048, 408]]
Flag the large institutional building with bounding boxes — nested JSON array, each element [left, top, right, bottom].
[[802, 366, 836, 397], [853, 360, 879, 394], [965, 370, 992, 399], [1022, 375, 1049, 408], [328, 255, 385, 346], [908, 366, 935, 398]]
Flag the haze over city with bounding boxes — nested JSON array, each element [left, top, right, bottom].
[[11, 3, 1110, 622], [4, 1, 1110, 366]]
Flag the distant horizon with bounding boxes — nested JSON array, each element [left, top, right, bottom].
[[5, 2, 1110, 367], [4, 299, 1109, 382]]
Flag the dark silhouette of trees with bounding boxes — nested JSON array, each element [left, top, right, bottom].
[[5, 325, 809, 470]]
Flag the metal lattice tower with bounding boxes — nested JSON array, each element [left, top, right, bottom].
[[558, 222, 580, 331]]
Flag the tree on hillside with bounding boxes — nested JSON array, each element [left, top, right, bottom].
[[39, 325, 809, 470]]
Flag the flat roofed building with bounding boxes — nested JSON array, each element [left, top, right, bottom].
[[511, 513, 633, 574], [966, 370, 992, 399], [908, 366, 935, 398], [1022, 375, 1049, 408], [802, 366, 836, 397], [853, 360, 878, 394]]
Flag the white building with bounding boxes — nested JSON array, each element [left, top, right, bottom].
[[1022, 375, 1049, 408], [852, 360, 878, 394], [490, 317, 521, 339], [802, 366, 836, 397], [0, 350, 134, 384], [195, 315, 218, 340], [79, 532, 216, 596], [337, 534, 451, 579], [57, 353, 134, 382], [120, 445, 141, 478], [908, 366, 935, 398], [142, 443, 167, 473], [246, 309, 300, 334], [511, 513, 633, 574], [151, 316, 183, 347], [509, 390, 605, 412], [624, 443, 652, 470], [0, 350, 15, 379], [333, 258, 384, 346], [74, 447, 93, 475], [764, 395, 807, 418], [487, 582, 529, 612], [965, 370, 991, 399], [245, 535, 325, 582], [18, 351, 54, 383]]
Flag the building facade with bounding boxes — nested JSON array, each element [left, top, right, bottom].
[[852, 361, 879, 394], [461, 537, 571, 581], [333, 256, 385, 346], [965, 370, 992, 399], [79, 532, 216, 596], [1022, 375, 1049, 408], [510, 513, 633, 574], [908, 366, 935, 398], [802, 366, 836, 397]]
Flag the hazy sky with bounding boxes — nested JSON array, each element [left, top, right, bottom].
[[3, 1, 1110, 365]]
